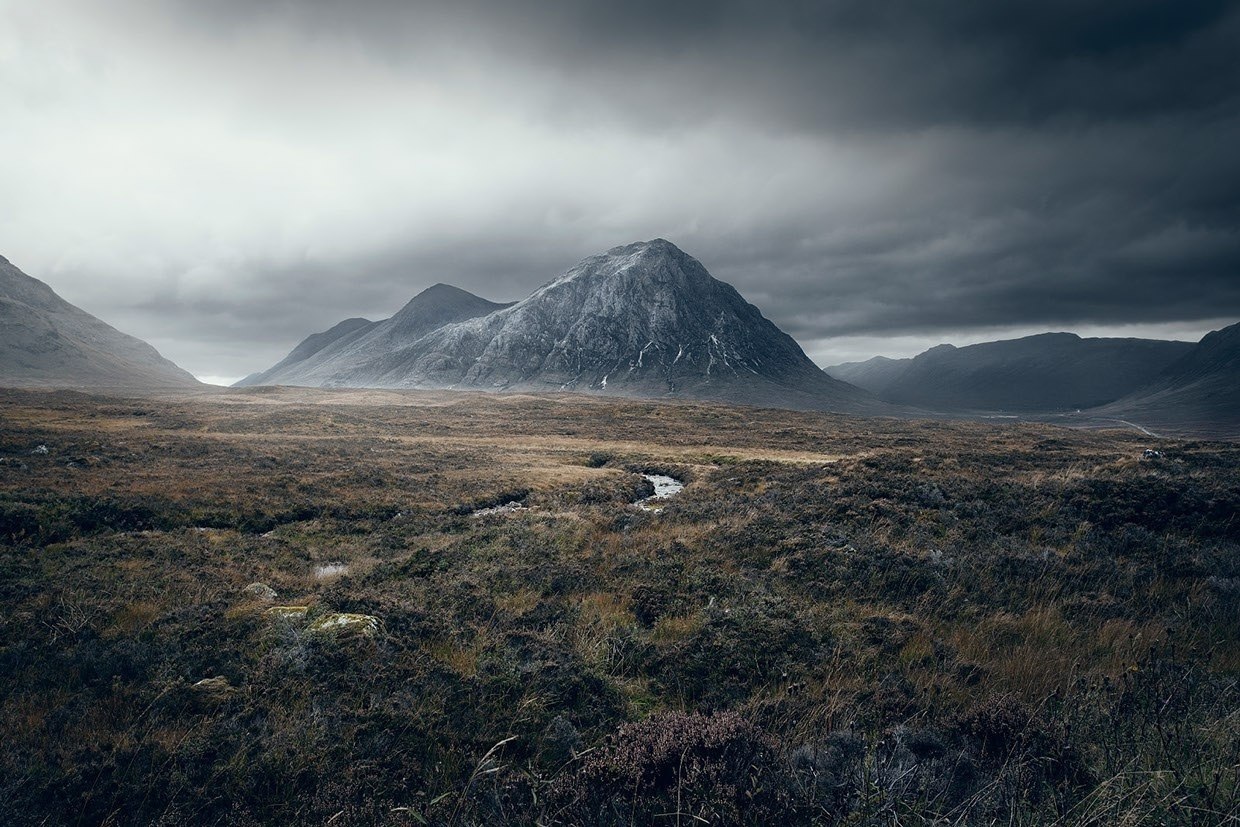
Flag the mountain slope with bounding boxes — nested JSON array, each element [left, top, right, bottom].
[[271, 317, 376, 369], [1093, 321, 1240, 438], [243, 239, 879, 412], [827, 333, 1193, 412], [235, 317, 376, 387], [235, 284, 512, 387], [0, 255, 200, 390]]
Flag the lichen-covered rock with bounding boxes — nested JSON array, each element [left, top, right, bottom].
[[307, 612, 379, 637], [244, 582, 278, 600]]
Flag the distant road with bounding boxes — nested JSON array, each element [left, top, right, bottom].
[[1107, 418, 1160, 438]]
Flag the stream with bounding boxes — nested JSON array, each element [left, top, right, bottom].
[[470, 473, 684, 517], [635, 473, 685, 511]]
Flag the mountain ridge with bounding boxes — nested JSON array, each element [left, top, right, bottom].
[[235, 283, 513, 388], [0, 255, 201, 391], [826, 332, 1194, 412], [239, 239, 880, 413]]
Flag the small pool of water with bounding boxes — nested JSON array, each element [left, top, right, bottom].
[[636, 474, 685, 511]]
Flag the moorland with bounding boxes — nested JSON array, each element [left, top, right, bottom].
[[0, 386, 1236, 825]]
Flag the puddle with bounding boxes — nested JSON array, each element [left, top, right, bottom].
[[635, 474, 685, 512], [314, 562, 349, 579]]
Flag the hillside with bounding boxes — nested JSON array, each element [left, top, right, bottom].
[[0, 255, 200, 390], [827, 333, 1192, 412], [1092, 321, 1240, 438]]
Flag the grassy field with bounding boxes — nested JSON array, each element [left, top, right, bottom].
[[1, 386, 1237, 825]]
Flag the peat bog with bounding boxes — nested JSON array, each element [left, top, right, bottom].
[[0, 386, 1237, 825]]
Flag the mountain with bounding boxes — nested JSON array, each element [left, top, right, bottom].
[[1092, 322, 1240, 438], [0, 254, 200, 390], [824, 355, 912, 397], [235, 283, 513, 387], [826, 332, 1194, 412], [240, 239, 878, 412]]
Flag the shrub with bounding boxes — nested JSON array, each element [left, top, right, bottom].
[[584, 451, 613, 468], [549, 711, 793, 825]]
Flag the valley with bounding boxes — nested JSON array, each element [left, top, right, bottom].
[[6, 4, 1238, 824]]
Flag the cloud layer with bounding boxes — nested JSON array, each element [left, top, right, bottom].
[[3, 0, 1237, 378]]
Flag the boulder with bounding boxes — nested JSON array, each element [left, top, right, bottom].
[[244, 582, 278, 600], [307, 612, 379, 637]]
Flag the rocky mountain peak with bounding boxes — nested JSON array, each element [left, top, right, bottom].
[[601, 237, 690, 266], [408, 282, 480, 301], [384, 282, 514, 338], [237, 239, 879, 412]]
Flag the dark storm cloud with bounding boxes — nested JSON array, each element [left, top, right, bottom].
[[165, 0, 1240, 322], [3, 0, 1238, 377], [744, 117, 1240, 340], [177, 0, 1238, 129]]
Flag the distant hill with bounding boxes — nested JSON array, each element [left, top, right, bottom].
[[0, 255, 200, 390], [1091, 321, 1240, 438], [239, 239, 881, 413], [826, 332, 1193, 412], [824, 355, 912, 397]]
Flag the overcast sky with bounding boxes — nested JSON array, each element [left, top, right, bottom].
[[3, 0, 1238, 383]]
